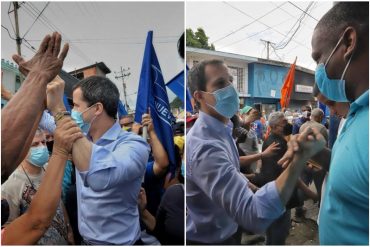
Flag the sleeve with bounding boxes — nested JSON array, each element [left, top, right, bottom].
[[78, 136, 150, 191], [38, 110, 56, 134], [190, 143, 285, 234]]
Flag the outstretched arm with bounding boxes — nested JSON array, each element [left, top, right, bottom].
[[1, 32, 69, 181], [2, 117, 82, 245]]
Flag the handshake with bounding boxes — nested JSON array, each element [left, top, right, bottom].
[[46, 77, 83, 158]]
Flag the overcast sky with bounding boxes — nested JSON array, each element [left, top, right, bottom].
[[186, 1, 333, 70], [1, 2, 184, 109]]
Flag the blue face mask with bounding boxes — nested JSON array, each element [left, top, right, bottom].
[[71, 105, 96, 134], [28, 146, 49, 167], [181, 160, 185, 177], [315, 33, 352, 102], [203, 84, 240, 119]]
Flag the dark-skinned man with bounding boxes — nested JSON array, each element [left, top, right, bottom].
[[279, 2, 368, 244]]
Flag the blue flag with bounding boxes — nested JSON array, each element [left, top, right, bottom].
[[166, 67, 193, 112], [134, 31, 176, 177], [63, 94, 71, 112], [118, 100, 128, 119]]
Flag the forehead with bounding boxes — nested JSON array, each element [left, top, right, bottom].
[[120, 117, 133, 124], [73, 87, 88, 105], [204, 63, 231, 89], [33, 132, 46, 142], [311, 28, 328, 61]]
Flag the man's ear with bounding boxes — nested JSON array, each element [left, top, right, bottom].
[[342, 26, 357, 61], [95, 102, 104, 115], [193, 90, 203, 104]]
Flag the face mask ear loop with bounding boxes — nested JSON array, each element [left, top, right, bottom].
[[325, 34, 345, 66], [340, 53, 353, 80]]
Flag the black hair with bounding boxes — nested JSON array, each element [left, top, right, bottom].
[[73, 76, 120, 119], [187, 59, 225, 108], [316, 2, 369, 50], [177, 33, 184, 59]]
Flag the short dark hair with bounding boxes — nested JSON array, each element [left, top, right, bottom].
[[73, 76, 120, 119], [316, 2, 369, 50], [187, 59, 224, 108], [177, 33, 184, 59]]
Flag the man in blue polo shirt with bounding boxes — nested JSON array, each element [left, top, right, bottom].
[[279, 2, 368, 244]]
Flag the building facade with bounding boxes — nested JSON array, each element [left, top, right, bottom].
[[186, 47, 316, 116], [68, 62, 111, 80], [1, 59, 21, 108]]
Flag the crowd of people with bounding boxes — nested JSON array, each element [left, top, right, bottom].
[[185, 2, 368, 245], [0, 1, 368, 246], [1, 32, 185, 245]]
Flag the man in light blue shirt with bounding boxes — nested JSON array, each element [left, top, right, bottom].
[[280, 3, 368, 244], [186, 59, 326, 244], [48, 76, 150, 245]]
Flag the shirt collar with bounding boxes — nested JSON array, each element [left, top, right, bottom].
[[96, 121, 122, 142], [349, 90, 369, 116], [198, 111, 233, 133]]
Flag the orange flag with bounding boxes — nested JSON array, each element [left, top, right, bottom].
[[280, 57, 297, 108]]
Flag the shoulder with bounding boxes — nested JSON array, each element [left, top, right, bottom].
[[117, 131, 150, 149]]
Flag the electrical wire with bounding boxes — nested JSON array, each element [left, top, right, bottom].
[[273, 2, 313, 50], [222, 2, 310, 51], [288, 1, 319, 21], [7, 2, 17, 34], [218, 12, 303, 50], [25, 2, 94, 64], [22, 2, 50, 39], [1, 25, 17, 40], [211, 2, 286, 44]]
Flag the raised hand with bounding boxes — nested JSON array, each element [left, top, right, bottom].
[[261, 141, 280, 158], [278, 127, 326, 168], [244, 109, 259, 125], [46, 76, 65, 115], [12, 32, 69, 82], [141, 108, 154, 132], [53, 118, 83, 157]]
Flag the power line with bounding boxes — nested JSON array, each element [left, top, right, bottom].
[[270, 1, 317, 30], [211, 2, 286, 44], [24, 2, 94, 64], [288, 1, 319, 22], [22, 2, 50, 39], [273, 2, 313, 50], [7, 2, 16, 34], [1, 25, 17, 40], [218, 12, 302, 50], [220, 3, 310, 51]]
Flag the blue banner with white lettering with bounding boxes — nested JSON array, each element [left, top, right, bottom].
[[166, 67, 193, 113], [118, 100, 128, 119], [135, 31, 176, 177]]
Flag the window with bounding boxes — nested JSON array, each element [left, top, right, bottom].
[[228, 66, 244, 93], [15, 75, 21, 92]]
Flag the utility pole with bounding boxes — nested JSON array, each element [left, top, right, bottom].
[[13, 2, 22, 56], [114, 67, 131, 110], [260, 39, 276, 60]]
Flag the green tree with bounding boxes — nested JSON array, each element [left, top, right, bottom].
[[186, 28, 215, 50], [170, 97, 183, 109]]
